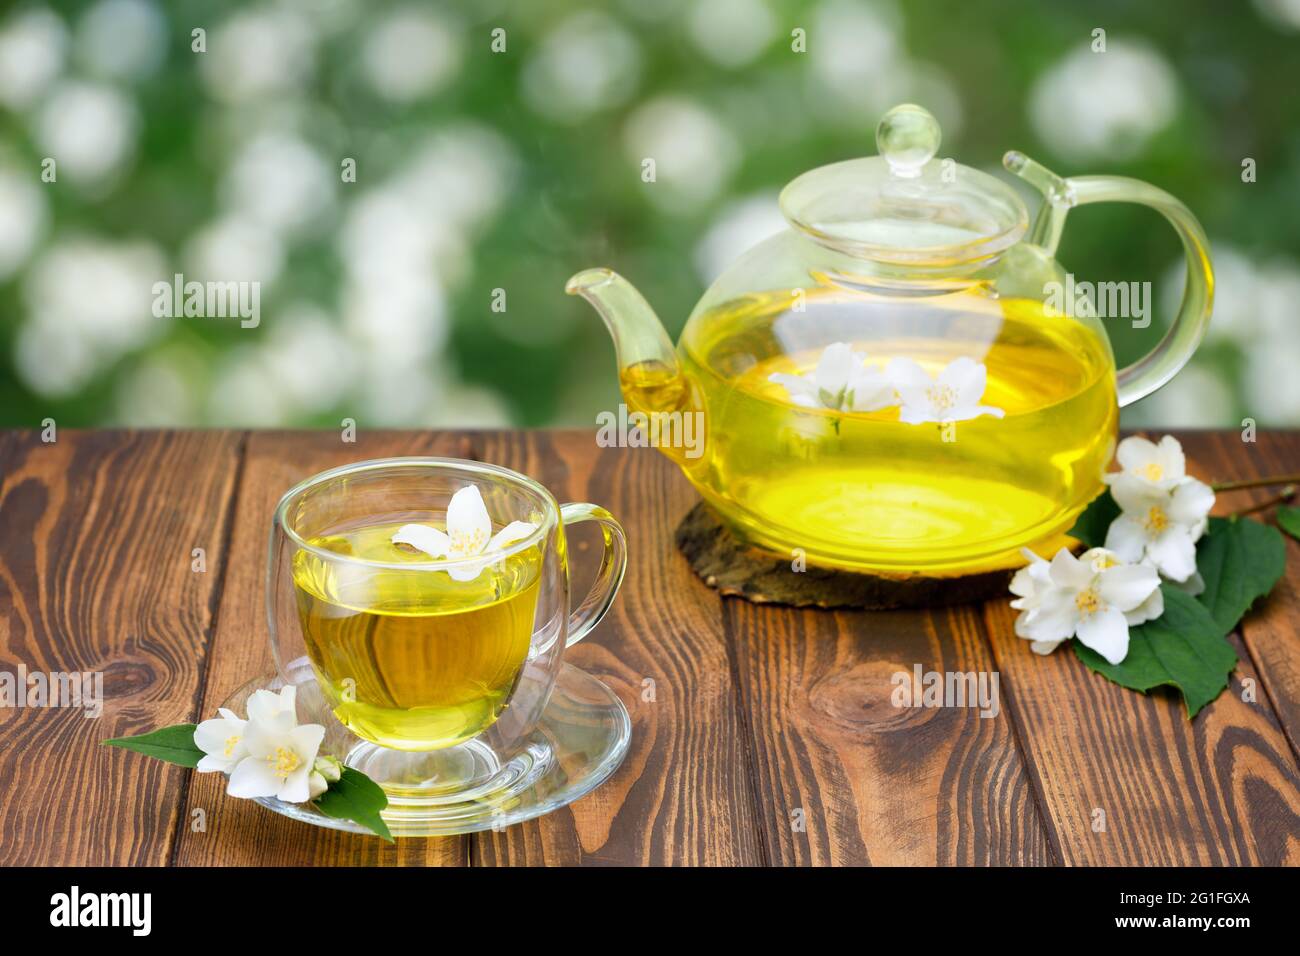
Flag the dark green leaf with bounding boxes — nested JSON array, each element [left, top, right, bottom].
[[314, 768, 392, 842], [1073, 586, 1237, 719], [1278, 506, 1300, 542], [1195, 516, 1286, 635], [1068, 490, 1120, 549], [102, 724, 204, 767]]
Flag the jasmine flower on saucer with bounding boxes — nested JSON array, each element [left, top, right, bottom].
[[227, 718, 327, 804], [195, 685, 334, 804], [194, 687, 296, 775], [193, 708, 248, 774]]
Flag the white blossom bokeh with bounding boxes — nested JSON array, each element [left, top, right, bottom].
[[361, 8, 463, 103], [75, 0, 167, 81], [521, 11, 641, 124], [0, 8, 66, 110], [0, 1, 1294, 431], [0, 163, 48, 280], [35, 80, 139, 186], [1028, 40, 1178, 162], [16, 237, 166, 397]]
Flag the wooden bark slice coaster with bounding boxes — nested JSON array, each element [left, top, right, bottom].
[[674, 502, 1015, 610]]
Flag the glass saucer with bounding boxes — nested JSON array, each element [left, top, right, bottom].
[[221, 662, 631, 837]]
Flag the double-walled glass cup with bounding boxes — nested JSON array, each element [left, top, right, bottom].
[[265, 457, 629, 833]]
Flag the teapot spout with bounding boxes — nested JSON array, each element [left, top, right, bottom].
[[566, 268, 706, 467], [566, 268, 681, 380]]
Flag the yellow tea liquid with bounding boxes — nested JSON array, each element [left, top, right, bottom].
[[630, 286, 1117, 573], [292, 523, 541, 751]]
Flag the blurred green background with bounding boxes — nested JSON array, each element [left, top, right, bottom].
[[1, 0, 1298, 429]]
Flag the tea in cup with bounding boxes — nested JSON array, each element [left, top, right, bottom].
[[267, 458, 627, 769], [292, 520, 543, 750]]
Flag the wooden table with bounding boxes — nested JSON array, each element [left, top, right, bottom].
[[1, 429, 1298, 866]]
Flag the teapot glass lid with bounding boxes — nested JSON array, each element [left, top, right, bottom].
[[779, 104, 1028, 266]]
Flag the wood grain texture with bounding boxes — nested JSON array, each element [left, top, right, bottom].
[[470, 431, 764, 865], [977, 431, 1300, 865], [1184, 431, 1300, 764], [1242, 549, 1300, 764], [0, 430, 242, 865], [3, 428, 1298, 866], [726, 599, 1054, 864]]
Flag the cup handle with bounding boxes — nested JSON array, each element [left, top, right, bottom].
[[559, 502, 628, 647]]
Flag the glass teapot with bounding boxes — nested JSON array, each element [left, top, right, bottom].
[[567, 104, 1213, 576]]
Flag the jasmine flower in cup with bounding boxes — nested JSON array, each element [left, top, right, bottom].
[[392, 484, 538, 582]]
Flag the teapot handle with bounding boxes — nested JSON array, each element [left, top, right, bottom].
[[1004, 153, 1214, 408]]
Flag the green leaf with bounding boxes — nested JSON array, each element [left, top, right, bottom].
[[1195, 516, 1286, 636], [314, 768, 393, 842], [1278, 506, 1300, 542], [102, 724, 204, 767], [1068, 490, 1120, 549], [1073, 586, 1237, 719]]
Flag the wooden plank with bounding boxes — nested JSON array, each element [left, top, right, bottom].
[[1241, 545, 1300, 763], [978, 430, 1300, 865], [726, 598, 1054, 865], [470, 431, 764, 865], [10, 426, 1295, 866], [170, 430, 473, 866], [0, 430, 242, 865], [1185, 431, 1300, 763]]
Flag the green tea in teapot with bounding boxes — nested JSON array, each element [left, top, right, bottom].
[[292, 523, 541, 751], [627, 286, 1116, 573], [573, 102, 1210, 577]]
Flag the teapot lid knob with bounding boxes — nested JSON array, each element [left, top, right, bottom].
[[779, 101, 1028, 264], [876, 103, 940, 179]]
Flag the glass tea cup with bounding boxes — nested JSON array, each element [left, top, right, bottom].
[[266, 457, 627, 820]]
